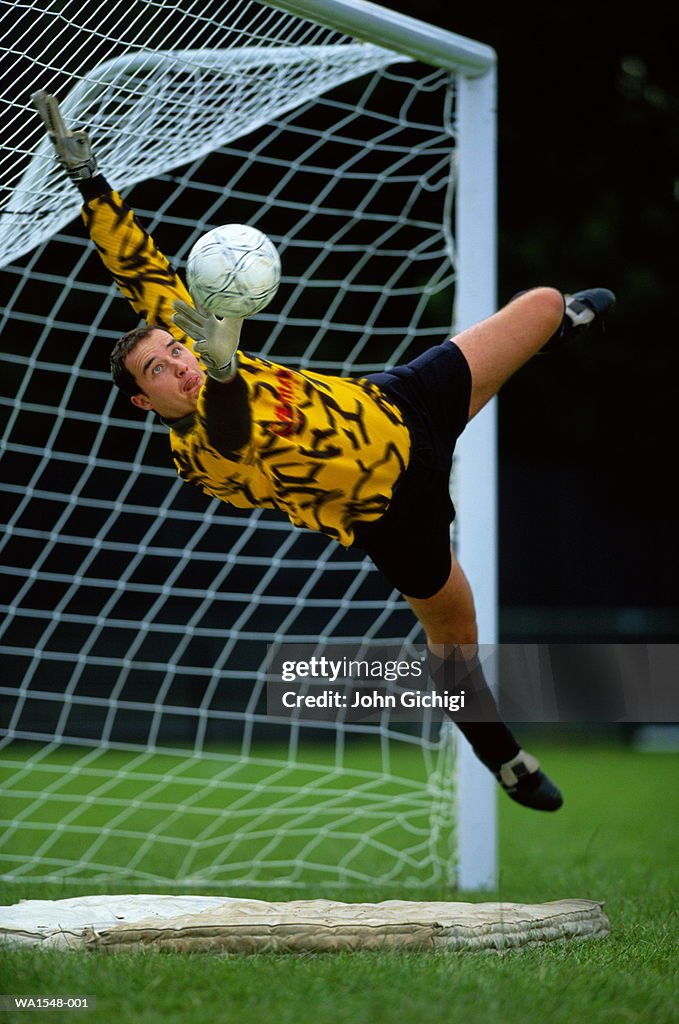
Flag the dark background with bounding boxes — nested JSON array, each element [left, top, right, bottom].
[[387, 1, 677, 639]]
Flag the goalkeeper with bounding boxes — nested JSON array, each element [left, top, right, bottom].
[[34, 92, 616, 814]]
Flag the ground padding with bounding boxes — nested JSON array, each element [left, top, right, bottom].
[[0, 894, 610, 953]]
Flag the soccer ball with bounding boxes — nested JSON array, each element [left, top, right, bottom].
[[186, 223, 282, 318]]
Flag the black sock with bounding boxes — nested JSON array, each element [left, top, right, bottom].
[[427, 647, 520, 771]]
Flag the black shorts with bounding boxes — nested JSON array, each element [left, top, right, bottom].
[[351, 341, 472, 600]]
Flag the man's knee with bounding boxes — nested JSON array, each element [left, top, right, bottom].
[[514, 286, 564, 328], [405, 563, 478, 647]]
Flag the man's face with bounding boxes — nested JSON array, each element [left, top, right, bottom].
[[126, 329, 205, 419]]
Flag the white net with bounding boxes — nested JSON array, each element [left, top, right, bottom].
[[0, 0, 479, 890]]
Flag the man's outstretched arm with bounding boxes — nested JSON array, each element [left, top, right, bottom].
[[32, 90, 196, 344], [32, 90, 251, 451]]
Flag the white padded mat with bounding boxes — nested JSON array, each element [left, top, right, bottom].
[[0, 895, 610, 953]]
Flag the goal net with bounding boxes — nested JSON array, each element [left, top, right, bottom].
[[0, 0, 497, 891]]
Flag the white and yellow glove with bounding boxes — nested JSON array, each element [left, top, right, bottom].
[[173, 300, 243, 382]]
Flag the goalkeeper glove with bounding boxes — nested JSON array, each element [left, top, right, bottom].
[[31, 90, 98, 182], [173, 300, 243, 382]]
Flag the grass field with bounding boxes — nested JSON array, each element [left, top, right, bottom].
[[1, 739, 677, 1024]]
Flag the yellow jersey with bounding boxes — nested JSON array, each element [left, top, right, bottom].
[[82, 185, 411, 545]]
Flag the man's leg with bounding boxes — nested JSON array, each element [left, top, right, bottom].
[[372, 286, 564, 805], [365, 285, 614, 806], [452, 285, 617, 421], [405, 546, 563, 811]]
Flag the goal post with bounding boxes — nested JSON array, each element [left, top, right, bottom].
[[263, 0, 496, 74], [0, 0, 498, 892], [451, 63, 499, 891]]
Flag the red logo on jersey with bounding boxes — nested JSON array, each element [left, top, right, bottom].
[[268, 368, 303, 436]]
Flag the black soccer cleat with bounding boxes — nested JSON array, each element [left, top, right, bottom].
[[542, 286, 616, 352], [496, 750, 563, 812]]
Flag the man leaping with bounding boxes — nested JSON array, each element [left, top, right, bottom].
[[32, 89, 617, 812]]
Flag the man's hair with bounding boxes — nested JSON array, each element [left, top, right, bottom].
[[110, 324, 161, 397]]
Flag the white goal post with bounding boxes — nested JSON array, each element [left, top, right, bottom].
[[0, 0, 497, 891]]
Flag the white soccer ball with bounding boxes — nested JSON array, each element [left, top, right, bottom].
[[186, 223, 282, 318]]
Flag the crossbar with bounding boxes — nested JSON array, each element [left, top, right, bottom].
[[263, 0, 496, 74]]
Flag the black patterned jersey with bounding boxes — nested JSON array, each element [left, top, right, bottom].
[[82, 185, 411, 545]]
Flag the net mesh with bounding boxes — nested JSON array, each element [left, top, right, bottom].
[[0, 0, 465, 889]]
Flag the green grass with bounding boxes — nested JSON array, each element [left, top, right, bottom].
[[0, 739, 454, 888], [1, 741, 678, 1024]]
